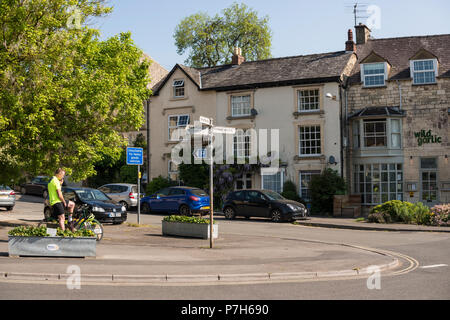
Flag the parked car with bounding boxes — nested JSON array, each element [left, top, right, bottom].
[[20, 176, 50, 198], [222, 189, 307, 222], [140, 186, 210, 216], [98, 183, 144, 210], [0, 185, 15, 211], [44, 187, 127, 224]]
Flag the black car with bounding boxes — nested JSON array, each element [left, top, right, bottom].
[[20, 176, 51, 198], [44, 187, 127, 224], [222, 189, 307, 222]]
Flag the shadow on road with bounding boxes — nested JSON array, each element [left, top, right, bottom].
[[16, 194, 44, 204]]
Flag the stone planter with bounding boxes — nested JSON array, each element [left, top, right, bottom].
[[8, 236, 96, 258], [162, 220, 218, 239]]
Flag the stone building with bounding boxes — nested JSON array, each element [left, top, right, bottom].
[[345, 24, 450, 210]]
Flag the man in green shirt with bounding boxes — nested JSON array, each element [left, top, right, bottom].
[[48, 168, 75, 231]]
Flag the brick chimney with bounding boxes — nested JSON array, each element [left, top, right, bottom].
[[345, 29, 356, 52], [232, 47, 245, 65], [355, 23, 371, 45]]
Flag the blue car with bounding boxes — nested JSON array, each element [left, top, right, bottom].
[[140, 186, 210, 216]]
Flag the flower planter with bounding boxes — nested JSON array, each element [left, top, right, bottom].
[[8, 236, 96, 258], [162, 220, 218, 239]]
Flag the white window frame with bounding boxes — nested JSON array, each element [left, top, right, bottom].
[[363, 119, 387, 148], [361, 62, 387, 87], [390, 118, 401, 149], [172, 79, 185, 98], [234, 130, 251, 159], [231, 95, 251, 117], [261, 168, 284, 193], [235, 173, 252, 190], [299, 125, 322, 156], [297, 88, 320, 112], [410, 59, 437, 85], [299, 170, 321, 201], [168, 114, 190, 141]]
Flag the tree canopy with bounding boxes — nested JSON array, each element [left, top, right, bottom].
[[174, 2, 272, 67], [0, 0, 151, 183]]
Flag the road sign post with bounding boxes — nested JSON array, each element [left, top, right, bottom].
[[126, 147, 143, 225]]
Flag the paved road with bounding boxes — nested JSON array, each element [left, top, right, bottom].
[[0, 195, 449, 300]]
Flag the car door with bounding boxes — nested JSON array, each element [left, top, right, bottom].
[[151, 188, 170, 211], [233, 191, 248, 217], [245, 191, 270, 217], [168, 188, 186, 212]]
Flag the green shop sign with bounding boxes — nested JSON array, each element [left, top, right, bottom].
[[414, 130, 442, 146]]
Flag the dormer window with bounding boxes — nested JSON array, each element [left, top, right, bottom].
[[361, 62, 386, 87], [411, 59, 437, 84], [173, 79, 185, 98]]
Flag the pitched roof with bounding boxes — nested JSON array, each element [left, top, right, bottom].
[[153, 51, 355, 95], [349, 34, 450, 83], [348, 106, 405, 119]]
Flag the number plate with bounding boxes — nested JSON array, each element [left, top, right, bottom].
[[109, 212, 122, 217], [201, 206, 210, 210]]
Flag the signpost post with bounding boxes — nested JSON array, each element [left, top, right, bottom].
[[126, 147, 144, 225], [186, 117, 236, 249]]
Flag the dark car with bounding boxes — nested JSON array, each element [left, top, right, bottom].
[[222, 189, 307, 222], [44, 187, 127, 224], [140, 186, 210, 216], [20, 176, 50, 198]]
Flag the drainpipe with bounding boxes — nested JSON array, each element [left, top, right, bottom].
[[146, 99, 151, 184], [397, 80, 402, 110]]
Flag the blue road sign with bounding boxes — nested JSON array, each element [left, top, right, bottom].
[[127, 147, 143, 165]]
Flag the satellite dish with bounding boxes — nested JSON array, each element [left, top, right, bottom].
[[251, 108, 258, 116]]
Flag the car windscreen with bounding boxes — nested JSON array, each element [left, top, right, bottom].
[[75, 189, 110, 201], [261, 190, 285, 200], [191, 189, 208, 197], [0, 185, 11, 190]]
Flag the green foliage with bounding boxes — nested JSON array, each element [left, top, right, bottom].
[[163, 215, 210, 224], [179, 162, 210, 190], [309, 169, 346, 215], [146, 176, 177, 195], [174, 2, 272, 67], [0, 1, 151, 184], [8, 226, 49, 237], [281, 180, 306, 205], [368, 200, 438, 225], [8, 225, 95, 237]]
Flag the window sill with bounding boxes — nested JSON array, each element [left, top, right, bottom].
[[362, 85, 387, 89], [169, 96, 189, 101], [293, 110, 324, 118], [294, 155, 325, 161], [412, 82, 437, 86], [226, 115, 255, 121]]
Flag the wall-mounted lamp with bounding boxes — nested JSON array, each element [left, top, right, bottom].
[[328, 155, 338, 165]]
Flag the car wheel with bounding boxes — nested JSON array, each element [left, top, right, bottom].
[[21, 187, 26, 195], [223, 206, 236, 220], [271, 209, 283, 223], [119, 201, 128, 211], [6, 206, 13, 211], [179, 204, 191, 216], [42, 190, 48, 199], [141, 202, 150, 214]]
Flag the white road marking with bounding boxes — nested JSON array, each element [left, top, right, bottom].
[[420, 264, 448, 269]]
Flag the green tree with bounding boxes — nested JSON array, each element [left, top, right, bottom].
[[174, 2, 272, 67], [309, 169, 346, 215], [0, 0, 151, 184]]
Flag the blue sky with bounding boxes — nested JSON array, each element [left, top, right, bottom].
[[96, 0, 450, 70]]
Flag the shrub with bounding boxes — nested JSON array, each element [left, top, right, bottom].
[[412, 202, 433, 225], [370, 200, 416, 223], [281, 180, 306, 205], [8, 226, 95, 238], [430, 204, 450, 226], [163, 215, 210, 224], [146, 176, 177, 195], [309, 169, 346, 215]]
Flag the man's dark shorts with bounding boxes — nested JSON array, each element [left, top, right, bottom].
[[51, 201, 67, 219]]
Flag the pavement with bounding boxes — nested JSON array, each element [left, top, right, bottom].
[[0, 194, 446, 285]]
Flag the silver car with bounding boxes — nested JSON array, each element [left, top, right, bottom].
[[0, 185, 15, 211], [98, 183, 143, 210]]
